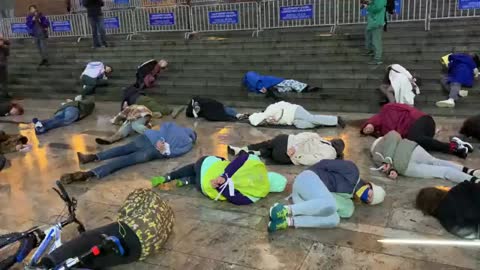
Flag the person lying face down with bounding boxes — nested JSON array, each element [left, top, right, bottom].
[[268, 159, 386, 232], [60, 122, 197, 184], [379, 64, 421, 106], [228, 132, 345, 166], [186, 96, 249, 122], [416, 179, 480, 239], [80, 62, 112, 96], [151, 151, 288, 205], [0, 102, 23, 117], [370, 130, 480, 183], [0, 130, 29, 154], [248, 101, 345, 129], [135, 59, 168, 89]]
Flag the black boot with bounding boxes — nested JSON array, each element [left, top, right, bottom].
[[77, 152, 97, 164]]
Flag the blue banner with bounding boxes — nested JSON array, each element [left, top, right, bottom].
[[52, 20, 72, 32], [458, 0, 480, 9], [114, 0, 129, 3], [361, 0, 402, 16], [209, 11, 238, 24], [280, 5, 313, 21], [149, 13, 175, 26], [104, 17, 120, 29], [11, 23, 29, 34]]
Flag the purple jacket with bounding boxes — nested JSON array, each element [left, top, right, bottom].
[[26, 13, 50, 37]]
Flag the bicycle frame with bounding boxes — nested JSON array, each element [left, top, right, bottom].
[[28, 224, 63, 267]]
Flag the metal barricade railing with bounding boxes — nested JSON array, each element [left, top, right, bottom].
[[430, 0, 480, 20], [71, 0, 141, 13], [47, 14, 88, 39], [0, 17, 30, 39], [260, 0, 335, 31], [84, 10, 136, 37], [134, 5, 191, 33], [140, 0, 179, 8], [190, 2, 259, 35]]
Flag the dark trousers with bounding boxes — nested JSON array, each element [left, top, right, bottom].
[[89, 16, 107, 47], [0, 65, 7, 92], [248, 134, 292, 164], [168, 156, 212, 190], [407, 115, 450, 154]]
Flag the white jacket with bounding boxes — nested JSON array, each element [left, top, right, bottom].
[[249, 101, 299, 126], [287, 132, 337, 166], [388, 64, 420, 106], [81, 62, 105, 79]]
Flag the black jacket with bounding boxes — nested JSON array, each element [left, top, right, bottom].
[[434, 180, 480, 239], [0, 39, 10, 66], [121, 85, 145, 111], [55, 97, 95, 121], [186, 96, 236, 122], [83, 0, 104, 17]]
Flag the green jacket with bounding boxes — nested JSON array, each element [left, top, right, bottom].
[[333, 193, 355, 218], [370, 130, 417, 174], [136, 96, 172, 116], [367, 0, 387, 30], [55, 97, 95, 121]]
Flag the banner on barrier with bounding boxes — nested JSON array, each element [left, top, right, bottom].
[[104, 17, 120, 29], [52, 20, 72, 32], [458, 0, 480, 9], [361, 0, 401, 16], [11, 23, 29, 34], [280, 5, 313, 21], [149, 13, 175, 26], [209, 11, 238, 24], [114, 0, 130, 3]]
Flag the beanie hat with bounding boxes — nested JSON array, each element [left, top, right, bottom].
[[267, 172, 287, 192], [369, 182, 386, 205], [370, 137, 383, 154], [330, 138, 345, 156]]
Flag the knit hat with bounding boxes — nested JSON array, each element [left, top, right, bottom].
[[370, 137, 383, 154], [267, 172, 287, 192], [329, 139, 345, 156], [369, 182, 386, 205]]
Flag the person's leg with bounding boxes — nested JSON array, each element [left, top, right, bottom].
[[96, 77, 109, 87], [96, 121, 134, 145], [293, 106, 338, 128], [407, 116, 451, 154], [81, 75, 97, 96], [0, 65, 7, 91], [38, 107, 79, 132], [448, 82, 462, 100], [224, 107, 238, 118], [379, 84, 396, 103], [38, 38, 48, 62], [247, 140, 274, 158], [89, 16, 100, 47], [365, 27, 373, 52], [131, 117, 148, 134], [96, 16, 108, 46], [372, 26, 383, 62], [95, 135, 147, 161], [440, 76, 450, 93]]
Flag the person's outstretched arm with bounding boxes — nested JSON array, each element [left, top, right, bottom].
[[216, 152, 253, 205]]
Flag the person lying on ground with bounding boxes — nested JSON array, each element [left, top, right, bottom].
[[32, 96, 95, 134], [60, 122, 196, 184], [460, 114, 480, 141], [122, 84, 182, 118], [416, 180, 480, 239], [243, 71, 319, 94], [361, 103, 472, 158], [40, 188, 174, 268], [151, 151, 287, 205], [80, 61, 112, 96], [249, 101, 345, 129], [268, 159, 386, 232], [135, 59, 167, 89], [227, 132, 345, 166], [186, 96, 249, 122], [379, 64, 421, 106], [0, 101, 23, 117], [0, 130, 28, 154], [436, 53, 480, 108], [370, 130, 480, 183], [95, 104, 152, 145]]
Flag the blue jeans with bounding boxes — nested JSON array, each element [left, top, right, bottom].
[[35, 37, 48, 60], [91, 135, 164, 178], [88, 16, 107, 47], [224, 107, 238, 118], [38, 107, 80, 133]]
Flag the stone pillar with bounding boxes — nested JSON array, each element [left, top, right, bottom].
[[14, 0, 69, 17]]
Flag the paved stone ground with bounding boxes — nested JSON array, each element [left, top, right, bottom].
[[0, 99, 479, 270]]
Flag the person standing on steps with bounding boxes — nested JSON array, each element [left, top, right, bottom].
[[80, 61, 112, 96], [83, 0, 108, 48], [361, 0, 386, 65], [26, 5, 50, 66], [0, 35, 10, 93], [436, 53, 479, 108]]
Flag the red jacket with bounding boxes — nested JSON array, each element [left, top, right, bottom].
[[361, 103, 426, 138]]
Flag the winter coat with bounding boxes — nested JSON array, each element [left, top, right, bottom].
[[243, 71, 284, 93], [370, 130, 418, 174], [447, 53, 478, 87], [144, 122, 196, 158], [434, 180, 480, 239], [460, 114, 480, 141], [0, 131, 28, 154], [287, 132, 337, 166], [186, 96, 235, 122], [26, 13, 49, 38], [361, 103, 426, 138], [55, 97, 95, 121], [387, 64, 420, 106], [249, 101, 299, 126], [366, 0, 387, 30], [0, 39, 10, 66], [308, 160, 366, 194], [83, 0, 104, 18]]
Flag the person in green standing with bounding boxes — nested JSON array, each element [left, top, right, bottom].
[[362, 0, 387, 65]]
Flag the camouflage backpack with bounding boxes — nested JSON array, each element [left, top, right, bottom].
[[117, 188, 174, 260]]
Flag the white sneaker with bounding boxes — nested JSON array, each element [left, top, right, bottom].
[[227, 145, 247, 155], [459, 90, 469, 97], [436, 99, 455, 108], [451, 137, 474, 153]]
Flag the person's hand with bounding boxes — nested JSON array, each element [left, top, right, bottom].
[[382, 163, 391, 173], [267, 116, 278, 124], [210, 176, 226, 188], [287, 147, 296, 157], [156, 141, 166, 153], [388, 170, 398, 180], [260, 88, 267, 94], [15, 145, 23, 151]]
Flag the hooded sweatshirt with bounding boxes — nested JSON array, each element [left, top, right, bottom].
[[308, 160, 365, 194], [81, 62, 105, 79], [387, 64, 420, 106], [249, 101, 299, 126], [144, 122, 196, 157], [287, 132, 337, 166], [447, 53, 478, 87], [370, 130, 418, 174]]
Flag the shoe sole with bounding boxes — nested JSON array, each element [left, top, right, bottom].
[[436, 102, 455, 108]]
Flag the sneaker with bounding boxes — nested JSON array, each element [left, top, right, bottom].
[[337, 116, 346, 129], [469, 169, 480, 178], [368, 60, 383, 65], [269, 203, 289, 221], [436, 99, 455, 108], [451, 137, 474, 153], [459, 90, 469, 97], [151, 176, 167, 187], [362, 50, 374, 56], [77, 152, 97, 164], [60, 171, 92, 185], [453, 145, 468, 159], [95, 138, 112, 145], [268, 217, 288, 233], [227, 145, 247, 156]]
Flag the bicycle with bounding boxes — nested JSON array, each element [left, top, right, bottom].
[[0, 180, 86, 269]]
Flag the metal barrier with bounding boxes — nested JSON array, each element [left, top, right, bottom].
[[140, 0, 179, 7], [0, 17, 30, 39], [134, 5, 191, 34], [430, 0, 480, 20], [47, 14, 88, 38], [84, 10, 136, 37], [190, 2, 259, 35], [71, 0, 141, 13], [260, 0, 335, 31]]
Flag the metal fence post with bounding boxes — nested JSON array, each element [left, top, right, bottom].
[[425, 0, 432, 31], [331, 0, 338, 33]]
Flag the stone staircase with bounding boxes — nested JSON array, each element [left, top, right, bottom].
[[6, 19, 480, 116]]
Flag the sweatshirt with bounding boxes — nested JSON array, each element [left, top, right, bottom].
[[144, 122, 196, 157], [287, 132, 337, 166], [81, 62, 105, 79], [388, 64, 420, 106], [249, 101, 299, 126], [308, 160, 365, 194], [370, 130, 418, 174]]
